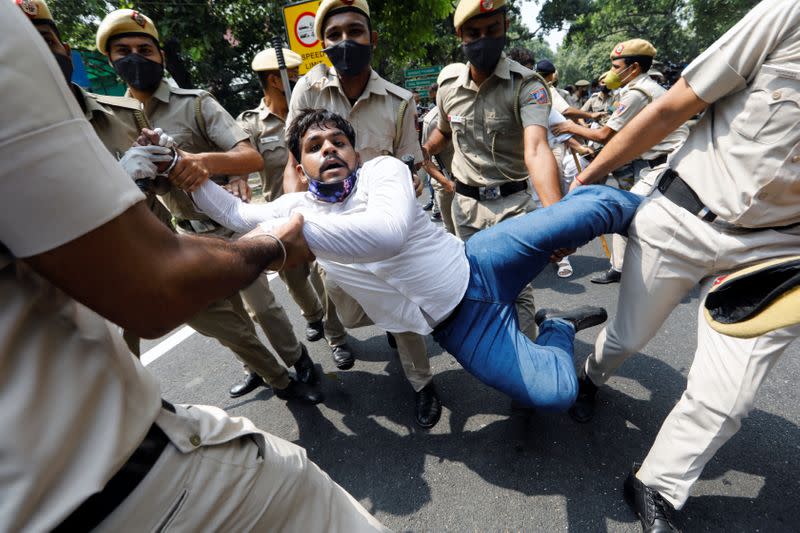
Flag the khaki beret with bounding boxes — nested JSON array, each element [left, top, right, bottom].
[[96, 9, 159, 55], [314, 0, 370, 41], [610, 38, 656, 59], [252, 48, 302, 72], [704, 256, 800, 338], [14, 0, 53, 22], [454, 0, 507, 31], [575, 79, 590, 87]]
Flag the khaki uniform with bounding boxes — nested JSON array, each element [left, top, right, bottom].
[[421, 105, 455, 234], [130, 80, 304, 385], [288, 63, 430, 386], [0, 9, 385, 531], [436, 55, 551, 335], [237, 99, 348, 346], [604, 73, 690, 271], [585, 0, 800, 509], [581, 91, 610, 123]]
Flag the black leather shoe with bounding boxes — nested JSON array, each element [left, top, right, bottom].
[[229, 372, 265, 398], [569, 367, 599, 423], [422, 201, 434, 211], [305, 319, 324, 342], [430, 212, 442, 221], [591, 268, 622, 284], [386, 332, 397, 350], [273, 377, 324, 404], [331, 343, 355, 370], [534, 306, 608, 332], [293, 345, 317, 384], [624, 463, 678, 532], [415, 383, 442, 429]]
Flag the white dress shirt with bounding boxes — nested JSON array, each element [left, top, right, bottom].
[[192, 156, 470, 335]]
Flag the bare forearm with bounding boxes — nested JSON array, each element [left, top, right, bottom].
[[199, 143, 263, 176], [423, 159, 450, 188], [578, 78, 708, 184], [422, 127, 451, 157], [525, 136, 561, 207]]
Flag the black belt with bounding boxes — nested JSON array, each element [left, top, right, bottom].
[[455, 180, 527, 201], [657, 169, 718, 222], [644, 154, 668, 168], [53, 400, 174, 532]]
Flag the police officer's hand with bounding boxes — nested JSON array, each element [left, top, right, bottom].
[[240, 214, 314, 271], [412, 174, 424, 197], [442, 179, 455, 195], [551, 122, 574, 136], [589, 111, 607, 121], [119, 145, 173, 182], [224, 177, 252, 203], [168, 150, 210, 192]]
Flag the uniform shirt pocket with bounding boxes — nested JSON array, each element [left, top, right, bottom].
[[731, 65, 800, 145]]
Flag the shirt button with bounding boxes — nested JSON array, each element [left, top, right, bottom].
[[772, 91, 782, 100], [189, 434, 201, 447]]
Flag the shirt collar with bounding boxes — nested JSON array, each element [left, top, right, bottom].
[[329, 67, 387, 100], [257, 98, 285, 123], [75, 85, 112, 120], [460, 53, 510, 88]]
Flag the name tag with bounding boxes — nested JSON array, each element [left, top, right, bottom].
[[260, 135, 280, 144], [449, 114, 465, 124], [762, 64, 800, 80]]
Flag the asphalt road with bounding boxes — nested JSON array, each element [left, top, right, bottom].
[[141, 205, 799, 532]]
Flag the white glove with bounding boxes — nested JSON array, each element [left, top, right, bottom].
[[151, 127, 176, 149], [119, 145, 173, 181]]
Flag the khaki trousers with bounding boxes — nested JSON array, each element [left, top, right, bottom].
[[585, 191, 800, 509], [279, 262, 348, 347], [609, 163, 663, 271], [322, 272, 432, 392], [95, 430, 388, 532], [453, 188, 537, 339]]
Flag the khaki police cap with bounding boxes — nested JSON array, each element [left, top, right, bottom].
[[610, 38, 656, 60], [96, 9, 159, 55], [14, 0, 52, 22], [454, 0, 507, 31], [252, 48, 302, 72], [703, 256, 800, 338], [314, 0, 370, 41], [575, 79, 590, 87]]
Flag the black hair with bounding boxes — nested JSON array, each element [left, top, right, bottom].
[[287, 108, 357, 162], [507, 47, 535, 69], [622, 55, 653, 74]]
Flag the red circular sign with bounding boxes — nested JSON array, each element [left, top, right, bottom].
[[294, 12, 318, 48]]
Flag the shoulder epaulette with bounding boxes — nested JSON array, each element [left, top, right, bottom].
[[170, 86, 209, 98], [385, 81, 413, 101], [91, 93, 142, 111], [437, 62, 466, 84]]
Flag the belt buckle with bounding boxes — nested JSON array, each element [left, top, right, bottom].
[[479, 185, 501, 201]]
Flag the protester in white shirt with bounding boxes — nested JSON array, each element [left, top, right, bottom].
[[184, 108, 643, 410]]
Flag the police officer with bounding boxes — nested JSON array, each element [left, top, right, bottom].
[[553, 39, 689, 285], [569, 1, 800, 530], [424, 0, 558, 339], [1, 5, 388, 529], [237, 47, 351, 358], [581, 73, 613, 121], [536, 59, 606, 123], [96, 9, 321, 403], [284, 0, 441, 429]]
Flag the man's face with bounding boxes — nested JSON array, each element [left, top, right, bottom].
[[323, 11, 374, 48], [459, 12, 507, 43], [299, 123, 359, 182], [36, 24, 70, 59], [108, 35, 162, 64], [268, 68, 299, 91], [610, 58, 638, 85]]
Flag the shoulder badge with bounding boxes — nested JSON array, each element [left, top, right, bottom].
[[525, 87, 550, 105], [17, 0, 38, 17]]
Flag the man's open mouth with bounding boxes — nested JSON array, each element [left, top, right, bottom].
[[320, 157, 346, 173]]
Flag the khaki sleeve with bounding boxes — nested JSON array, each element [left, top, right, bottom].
[[287, 74, 314, 130], [200, 95, 249, 152], [518, 79, 551, 128], [435, 85, 451, 134], [605, 90, 649, 132], [580, 97, 593, 112], [395, 96, 423, 163], [682, 0, 800, 103]]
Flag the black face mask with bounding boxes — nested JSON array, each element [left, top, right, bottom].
[[113, 53, 164, 91], [462, 35, 506, 74], [323, 40, 372, 76], [54, 52, 73, 84]]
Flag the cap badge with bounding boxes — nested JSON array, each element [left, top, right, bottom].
[[131, 11, 146, 27], [480, 0, 495, 12], [17, 0, 38, 17], [614, 44, 625, 55]]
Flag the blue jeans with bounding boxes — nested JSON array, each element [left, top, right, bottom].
[[433, 186, 643, 410]]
